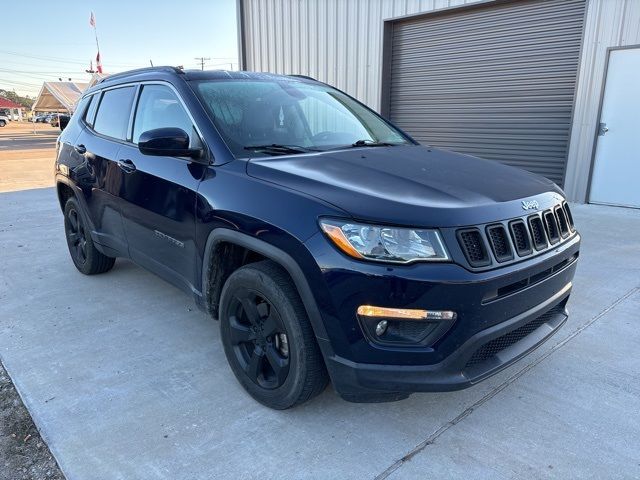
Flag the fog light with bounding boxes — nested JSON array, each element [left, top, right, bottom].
[[375, 320, 388, 336], [357, 305, 456, 321]]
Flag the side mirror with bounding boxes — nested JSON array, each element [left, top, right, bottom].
[[138, 127, 203, 159]]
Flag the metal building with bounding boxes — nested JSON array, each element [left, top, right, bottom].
[[237, 0, 640, 207]]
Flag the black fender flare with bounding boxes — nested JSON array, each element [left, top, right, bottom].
[[55, 175, 97, 233], [201, 229, 330, 343]]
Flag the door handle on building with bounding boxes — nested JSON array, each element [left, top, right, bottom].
[[598, 122, 609, 136]]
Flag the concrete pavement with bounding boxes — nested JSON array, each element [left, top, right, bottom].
[[0, 122, 57, 193], [0, 187, 639, 479]]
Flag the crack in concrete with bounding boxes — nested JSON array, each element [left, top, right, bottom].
[[373, 286, 640, 480]]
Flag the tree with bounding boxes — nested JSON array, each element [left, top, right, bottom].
[[0, 89, 35, 108]]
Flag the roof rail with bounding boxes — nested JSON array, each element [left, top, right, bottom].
[[98, 66, 184, 84], [288, 74, 316, 81]]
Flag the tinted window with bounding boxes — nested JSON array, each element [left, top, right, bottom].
[[132, 84, 195, 144], [72, 96, 91, 123], [93, 86, 135, 140], [194, 79, 410, 158], [84, 94, 100, 126]]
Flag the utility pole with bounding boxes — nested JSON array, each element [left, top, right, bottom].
[[194, 57, 211, 70]]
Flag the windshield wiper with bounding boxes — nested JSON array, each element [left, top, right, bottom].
[[350, 139, 397, 148], [244, 144, 317, 155]]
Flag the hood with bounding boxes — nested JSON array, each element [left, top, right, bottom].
[[246, 145, 563, 227]]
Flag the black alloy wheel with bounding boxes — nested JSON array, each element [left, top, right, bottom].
[[219, 260, 328, 409], [63, 197, 115, 274], [227, 287, 290, 389], [66, 207, 88, 265]]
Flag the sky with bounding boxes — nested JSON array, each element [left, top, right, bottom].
[[0, 0, 238, 97]]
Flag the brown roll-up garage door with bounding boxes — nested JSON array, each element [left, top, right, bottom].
[[384, 0, 586, 185]]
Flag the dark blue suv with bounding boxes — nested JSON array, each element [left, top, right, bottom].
[[55, 67, 580, 409]]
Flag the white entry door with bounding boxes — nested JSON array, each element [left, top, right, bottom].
[[589, 47, 640, 208]]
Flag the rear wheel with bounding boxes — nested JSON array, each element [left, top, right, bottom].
[[0, 120, 6, 127], [219, 260, 328, 409], [63, 197, 115, 275]]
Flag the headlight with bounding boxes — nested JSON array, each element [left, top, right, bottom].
[[319, 219, 449, 263]]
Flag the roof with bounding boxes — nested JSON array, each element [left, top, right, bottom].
[[31, 81, 89, 113], [0, 97, 24, 109], [181, 70, 316, 82], [88, 66, 316, 94]]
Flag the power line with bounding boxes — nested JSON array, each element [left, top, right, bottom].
[[0, 50, 143, 68], [0, 78, 43, 88], [194, 57, 211, 71], [0, 68, 86, 74]]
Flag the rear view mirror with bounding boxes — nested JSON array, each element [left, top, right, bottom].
[[138, 127, 203, 159]]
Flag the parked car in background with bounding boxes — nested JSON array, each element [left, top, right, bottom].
[[33, 114, 48, 123], [58, 114, 70, 130], [55, 67, 580, 409], [50, 114, 71, 130]]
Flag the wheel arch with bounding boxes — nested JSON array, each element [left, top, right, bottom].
[[202, 229, 330, 343], [56, 181, 75, 211]]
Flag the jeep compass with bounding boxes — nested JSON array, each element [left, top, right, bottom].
[[55, 67, 580, 409]]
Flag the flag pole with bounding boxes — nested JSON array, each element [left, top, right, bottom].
[[91, 12, 100, 52], [90, 12, 102, 73]]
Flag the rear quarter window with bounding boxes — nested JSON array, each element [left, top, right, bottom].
[[92, 86, 136, 140], [84, 94, 100, 127]]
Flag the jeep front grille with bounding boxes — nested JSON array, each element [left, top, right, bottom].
[[555, 206, 570, 238], [509, 220, 532, 257], [528, 215, 547, 251], [455, 202, 578, 270], [562, 202, 575, 231], [543, 210, 560, 244], [456, 229, 491, 267], [486, 225, 513, 263]]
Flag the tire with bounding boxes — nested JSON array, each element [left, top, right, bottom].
[[0, 120, 6, 127], [63, 197, 115, 275], [219, 260, 329, 409]]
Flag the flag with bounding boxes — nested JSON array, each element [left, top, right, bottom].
[[89, 12, 96, 27], [96, 52, 103, 74]]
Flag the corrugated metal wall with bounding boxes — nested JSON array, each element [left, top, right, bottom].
[[386, 0, 585, 185], [563, 0, 640, 202], [241, 0, 484, 109], [240, 0, 640, 201]]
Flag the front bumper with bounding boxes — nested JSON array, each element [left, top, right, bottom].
[[322, 284, 569, 399], [303, 229, 580, 401]]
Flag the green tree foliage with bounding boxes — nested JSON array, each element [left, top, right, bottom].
[[0, 89, 34, 108]]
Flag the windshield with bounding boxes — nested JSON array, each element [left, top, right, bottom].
[[193, 79, 412, 157]]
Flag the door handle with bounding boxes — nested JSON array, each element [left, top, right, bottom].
[[74, 144, 86, 154], [598, 122, 609, 136], [117, 158, 137, 173]]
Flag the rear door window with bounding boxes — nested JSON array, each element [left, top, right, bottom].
[[93, 86, 136, 140]]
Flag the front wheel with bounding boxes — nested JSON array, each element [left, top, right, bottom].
[[63, 197, 115, 275], [0, 120, 6, 127], [219, 260, 328, 409]]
